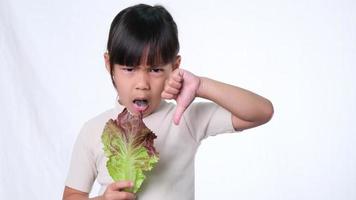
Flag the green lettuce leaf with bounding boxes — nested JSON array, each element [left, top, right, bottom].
[[101, 108, 159, 193]]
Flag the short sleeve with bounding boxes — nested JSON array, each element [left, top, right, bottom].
[[65, 123, 97, 193], [183, 102, 236, 143]]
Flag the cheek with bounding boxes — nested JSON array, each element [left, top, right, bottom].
[[154, 77, 167, 90], [113, 76, 127, 94], [147, 79, 164, 98]]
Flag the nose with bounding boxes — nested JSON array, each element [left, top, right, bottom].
[[135, 70, 150, 90]]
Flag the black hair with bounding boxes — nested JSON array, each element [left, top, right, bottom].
[[106, 4, 179, 86]]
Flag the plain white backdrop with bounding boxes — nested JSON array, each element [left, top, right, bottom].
[[1, 0, 355, 199]]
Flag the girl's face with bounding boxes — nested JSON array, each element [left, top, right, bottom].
[[105, 53, 180, 117]]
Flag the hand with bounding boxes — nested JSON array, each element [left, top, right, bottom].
[[101, 181, 136, 200], [161, 68, 200, 125]]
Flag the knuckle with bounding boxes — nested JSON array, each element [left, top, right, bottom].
[[118, 180, 130, 188], [119, 192, 130, 199], [169, 79, 177, 84], [115, 182, 122, 188]]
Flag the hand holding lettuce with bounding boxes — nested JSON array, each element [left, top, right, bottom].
[[101, 108, 159, 193]]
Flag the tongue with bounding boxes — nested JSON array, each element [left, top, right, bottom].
[[135, 100, 147, 107], [133, 100, 148, 112]]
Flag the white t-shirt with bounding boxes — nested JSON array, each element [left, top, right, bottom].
[[65, 100, 236, 199]]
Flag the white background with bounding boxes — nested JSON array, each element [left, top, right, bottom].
[[1, 0, 355, 199]]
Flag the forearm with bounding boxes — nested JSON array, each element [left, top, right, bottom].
[[63, 194, 102, 200], [62, 187, 103, 200], [197, 77, 273, 123]]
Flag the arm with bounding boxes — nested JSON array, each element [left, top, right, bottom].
[[161, 69, 273, 131], [62, 181, 135, 200], [197, 77, 273, 131], [62, 186, 94, 200]]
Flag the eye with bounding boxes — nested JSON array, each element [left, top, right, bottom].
[[122, 67, 134, 72], [150, 68, 164, 73]]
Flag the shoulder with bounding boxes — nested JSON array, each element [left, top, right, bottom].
[[77, 106, 122, 147], [182, 101, 235, 140], [83, 107, 119, 131]]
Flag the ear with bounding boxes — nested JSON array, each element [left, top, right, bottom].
[[172, 55, 181, 70], [104, 52, 111, 73]]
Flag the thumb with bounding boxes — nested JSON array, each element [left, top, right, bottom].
[[173, 104, 186, 125]]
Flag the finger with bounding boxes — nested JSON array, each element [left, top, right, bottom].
[[117, 192, 136, 200], [103, 191, 135, 200], [166, 78, 182, 89], [108, 181, 133, 191], [171, 69, 183, 82], [173, 104, 187, 125], [164, 86, 180, 95], [161, 91, 177, 100]]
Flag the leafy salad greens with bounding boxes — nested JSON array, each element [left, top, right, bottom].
[[101, 108, 159, 193]]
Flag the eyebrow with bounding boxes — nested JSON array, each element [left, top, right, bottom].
[[121, 64, 168, 69], [150, 65, 165, 69]]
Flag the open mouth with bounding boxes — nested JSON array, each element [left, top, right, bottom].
[[133, 99, 149, 113]]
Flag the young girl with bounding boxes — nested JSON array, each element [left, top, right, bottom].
[[63, 4, 273, 200]]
